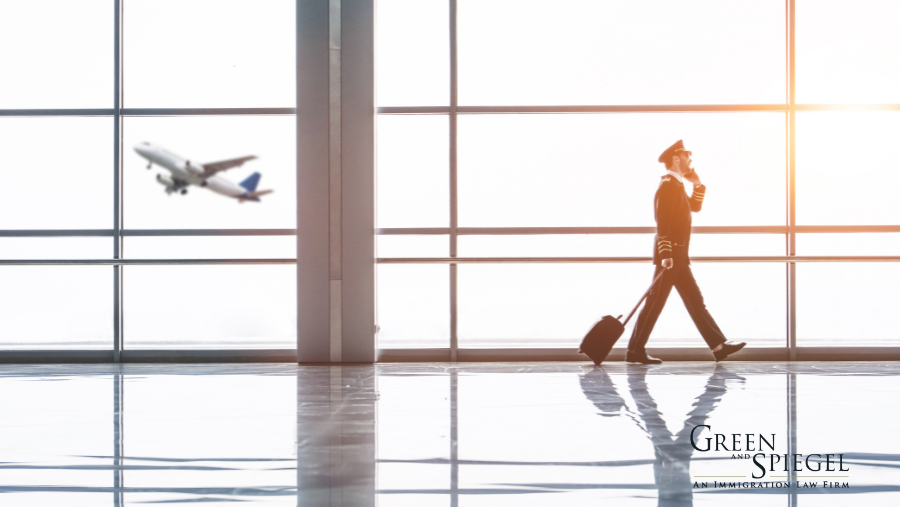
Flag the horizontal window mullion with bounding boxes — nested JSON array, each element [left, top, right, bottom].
[[121, 107, 296, 116], [378, 226, 789, 235], [122, 229, 297, 236], [0, 229, 298, 237], [0, 259, 295, 265], [0, 109, 114, 116], [379, 104, 900, 114], [0, 230, 114, 237], [379, 226, 900, 235], [795, 225, 900, 233], [0, 108, 296, 116], [380, 105, 788, 114], [377, 256, 900, 264]]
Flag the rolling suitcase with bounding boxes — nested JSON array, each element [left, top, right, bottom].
[[579, 269, 666, 365]]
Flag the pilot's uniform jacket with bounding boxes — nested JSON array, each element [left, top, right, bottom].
[[627, 175, 727, 354], [653, 175, 705, 266]]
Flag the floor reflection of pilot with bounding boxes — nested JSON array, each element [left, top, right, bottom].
[[580, 366, 744, 506]]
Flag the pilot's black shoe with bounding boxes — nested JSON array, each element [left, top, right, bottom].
[[713, 341, 746, 362], [625, 351, 663, 364]]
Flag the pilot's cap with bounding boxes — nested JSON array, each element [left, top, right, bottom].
[[658, 139, 688, 164]]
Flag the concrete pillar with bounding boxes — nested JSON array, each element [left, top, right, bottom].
[[297, 0, 375, 363]]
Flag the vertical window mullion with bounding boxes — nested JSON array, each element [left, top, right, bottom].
[[449, 0, 458, 362], [113, 0, 124, 364], [787, 0, 797, 360]]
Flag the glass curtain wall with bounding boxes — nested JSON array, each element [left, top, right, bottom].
[[0, 0, 296, 353], [375, 0, 900, 353]]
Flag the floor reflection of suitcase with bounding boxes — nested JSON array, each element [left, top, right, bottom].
[[579, 270, 665, 365]]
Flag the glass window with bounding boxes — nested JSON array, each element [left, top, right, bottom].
[[0, 238, 110, 259], [688, 234, 786, 257], [377, 115, 449, 228], [377, 235, 449, 258], [458, 113, 786, 227], [123, 115, 296, 229], [797, 263, 900, 346], [796, 112, 900, 226], [458, 263, 785, 348], [377, 0, 449, 106], [377, 265, 449, 349], [459, 234, 652, 258], [124, 0, 295, 108], [458, 0, 785, 106], [0, 267, 112, 350], [0, 0, 111, 108], [797, 0, 900, 104], [124, 373, 297, 503], [797, 233, 900, 256], [124, 236, 295, 259], [0, 117, 111, 229], [123, 265, 296, 349], [457, 233, 785, 258]]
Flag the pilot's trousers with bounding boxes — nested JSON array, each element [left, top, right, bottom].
[[627, 264, 727, 353]]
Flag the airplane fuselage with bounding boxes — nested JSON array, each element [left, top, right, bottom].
[[134, 143, 252, 199]]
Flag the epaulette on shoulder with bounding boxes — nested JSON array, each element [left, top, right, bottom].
[[660, 175, 675, 185]]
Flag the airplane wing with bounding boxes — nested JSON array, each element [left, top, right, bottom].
[[201, 155, 257, 178]]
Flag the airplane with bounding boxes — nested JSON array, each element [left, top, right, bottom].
[[134, 142, 273, 203]]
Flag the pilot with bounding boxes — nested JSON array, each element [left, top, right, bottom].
[[625, 140, 746, 364]]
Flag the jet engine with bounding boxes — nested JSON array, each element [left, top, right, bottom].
[[156, 173, 174, 187]]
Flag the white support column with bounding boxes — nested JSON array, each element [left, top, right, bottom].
[[339, 0, 375, 363], [328, 0, 344, 362], [297, 0, 375, 363]]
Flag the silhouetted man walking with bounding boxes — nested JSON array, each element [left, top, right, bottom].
[[625, 140, 746, 364]]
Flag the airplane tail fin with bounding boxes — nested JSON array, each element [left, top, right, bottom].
[[239, 172, 262, 192]]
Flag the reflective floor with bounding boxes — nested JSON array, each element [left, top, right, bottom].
[[0, 361, 897, 506]]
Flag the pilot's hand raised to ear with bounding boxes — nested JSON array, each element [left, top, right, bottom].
[[662, 258, 674, 270], [684, 169, 702, 186]]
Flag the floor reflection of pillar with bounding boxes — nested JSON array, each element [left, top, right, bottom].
[[297, 365, 377, 507], [450, 368, 459, 507], [114, 369, 124, 507]]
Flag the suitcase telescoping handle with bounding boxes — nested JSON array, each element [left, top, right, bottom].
[[620, 269, 666, 326]]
